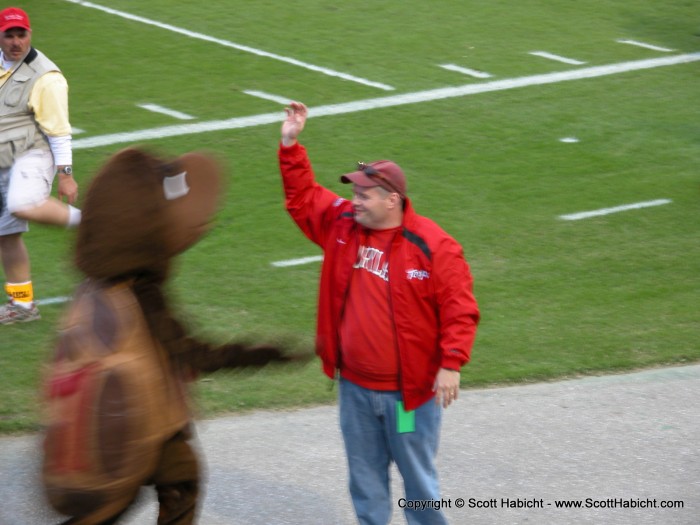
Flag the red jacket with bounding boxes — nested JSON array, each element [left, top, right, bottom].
[[279, 143, 480, 410]]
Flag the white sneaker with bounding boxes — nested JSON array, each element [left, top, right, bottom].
[[0, 301, 41, 325]]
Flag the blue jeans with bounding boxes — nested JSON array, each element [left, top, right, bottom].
[[339, 378, 448, 525]]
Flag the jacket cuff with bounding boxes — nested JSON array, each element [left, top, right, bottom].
[[441, 354, 464, 371], [279, 140, 302, 152]]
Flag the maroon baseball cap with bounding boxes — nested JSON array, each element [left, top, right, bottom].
[[0, 7, 30, 32], [341, 160, 407, 197]]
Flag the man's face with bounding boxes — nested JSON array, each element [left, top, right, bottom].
[[1, 28, 31, 62], [351, 184, 394, 229]]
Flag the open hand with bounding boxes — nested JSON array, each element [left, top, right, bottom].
[[281, 101, 308, 147]]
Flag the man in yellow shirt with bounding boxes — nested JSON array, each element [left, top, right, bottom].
[[0, 7, 81, 324]]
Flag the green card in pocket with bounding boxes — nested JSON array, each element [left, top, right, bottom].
[[396, 400, 415, 433]]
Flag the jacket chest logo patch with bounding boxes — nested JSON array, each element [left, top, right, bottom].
[[406, 269, 430, 280]]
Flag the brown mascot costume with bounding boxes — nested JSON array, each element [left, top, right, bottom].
[[41, 147, 292, 524]]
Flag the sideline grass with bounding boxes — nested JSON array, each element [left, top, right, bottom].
[[1, 0, 698, 434]]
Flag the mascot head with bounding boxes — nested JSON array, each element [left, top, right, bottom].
[[76, 147, 224, 281]]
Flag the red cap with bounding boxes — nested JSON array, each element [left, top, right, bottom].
[[0, 7, 30, 32], [341, 160, 407, 197]]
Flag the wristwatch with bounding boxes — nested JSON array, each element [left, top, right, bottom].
[[57, 166, 73, 176]]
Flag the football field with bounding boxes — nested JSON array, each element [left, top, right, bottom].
[[1, 0, 698, 432]]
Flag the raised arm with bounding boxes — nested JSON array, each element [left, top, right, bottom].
[[281, 101, 308, 147]]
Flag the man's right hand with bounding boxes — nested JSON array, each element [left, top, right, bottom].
[[281, 101, 308, 147], [57, 173, 79, 204]]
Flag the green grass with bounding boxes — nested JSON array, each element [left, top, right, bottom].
[[1, 0, 698, 434]]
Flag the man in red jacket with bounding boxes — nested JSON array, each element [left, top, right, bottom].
[[279, 101, 479, 525]]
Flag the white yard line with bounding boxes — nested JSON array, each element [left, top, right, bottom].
[[559, 199, 672, 221], [271, 255, 324, 267], [439, 64, 493, 79], [529, 51, 586, 65], [64, 0, 393, 91], [37, 296, 71, 306], [243, 90, 292, 105], [616, 39, 674, 53], [138, 103, 196, 120], [74, 52, 700, 150]]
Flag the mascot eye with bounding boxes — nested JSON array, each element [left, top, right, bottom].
[[163, 171, 190, 200]]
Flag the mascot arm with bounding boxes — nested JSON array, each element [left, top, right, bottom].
[[132, 276, 297, 373], [188, 342, 292, 373]]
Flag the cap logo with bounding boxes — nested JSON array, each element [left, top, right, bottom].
[[163, 171, 190, 200]]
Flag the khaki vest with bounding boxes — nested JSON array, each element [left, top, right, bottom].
[[0, 48, 57, 168]]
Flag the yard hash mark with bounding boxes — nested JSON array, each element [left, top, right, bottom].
[[559, 199, 672, 221]]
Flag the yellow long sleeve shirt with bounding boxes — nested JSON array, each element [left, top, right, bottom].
[[0, 65, 71, 137]]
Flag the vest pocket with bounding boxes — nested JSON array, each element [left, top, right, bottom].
[[0, 134, 32, 168], [4, 74, 29, 107], [0, 142, 15, 168]]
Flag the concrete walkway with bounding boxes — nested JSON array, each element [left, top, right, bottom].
[[1, 365, 698, 525]]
